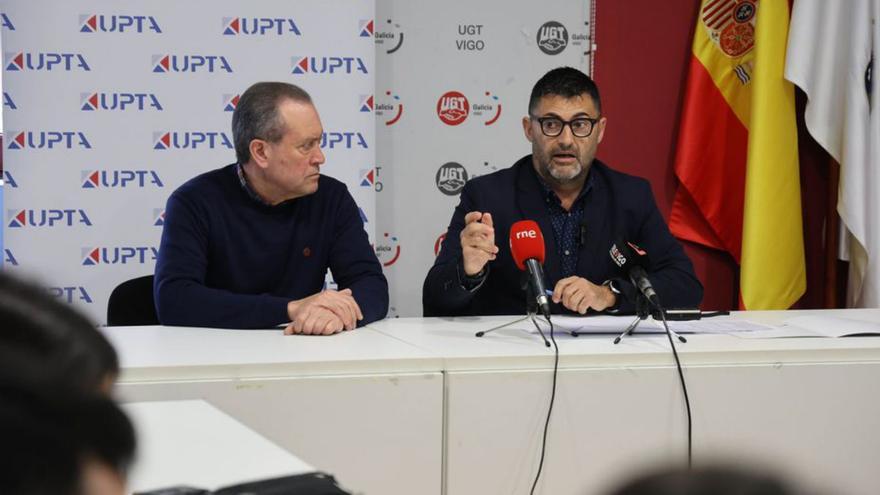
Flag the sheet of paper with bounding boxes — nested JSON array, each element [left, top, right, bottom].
[[524, 315, 775, 336], [734, 315, 880, 339]]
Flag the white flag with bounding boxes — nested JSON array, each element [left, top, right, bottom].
[[785, 0, 880, 307]]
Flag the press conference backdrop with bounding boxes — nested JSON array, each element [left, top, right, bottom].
[[1, 1, 592, 322]]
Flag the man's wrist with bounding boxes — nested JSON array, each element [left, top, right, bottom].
[[602, 279, 621, 312], [458, 259, 488, 291]]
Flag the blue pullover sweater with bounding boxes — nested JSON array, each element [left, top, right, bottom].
[[154, 164, 388, 329]]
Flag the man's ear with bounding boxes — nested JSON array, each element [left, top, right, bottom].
[[522, 116, 534, 143], [249, 139, 270, 169]]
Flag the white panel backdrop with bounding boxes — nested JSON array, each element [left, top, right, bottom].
[[1, 1, 375, 323], [1, 1, 592, 322], [374, 0, 593, 316]]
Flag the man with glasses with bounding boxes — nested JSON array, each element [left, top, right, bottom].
[[423, 67, 702, 316], [155, 82, 388, 333]]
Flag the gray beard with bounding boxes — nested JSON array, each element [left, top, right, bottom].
[[548, 162, 583, 182]]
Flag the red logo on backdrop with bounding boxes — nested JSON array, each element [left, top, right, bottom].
[[434, 233, 446, 256], [437, 91, 469, 126]]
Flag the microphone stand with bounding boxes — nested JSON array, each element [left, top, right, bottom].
[[612, 292, 686, 344], [474, 284, 551, 347]]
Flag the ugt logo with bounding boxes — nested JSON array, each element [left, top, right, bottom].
[[82, 170, 164, 188], [321, 132, 368, 149], [291, 56, 369, 75], [6, 131, 92, 150], [537, 21, 568, 55], [80, 14, 162, 33], [437, 91, 469, 126], [81, 92, 163, 111], [152, 54, 233, 73], [223, 17, 301, 35], [82, 247, 158, 265], [7, 209, 93, 228], [5, 51, 90, 71], [49, 286, 93, 304]]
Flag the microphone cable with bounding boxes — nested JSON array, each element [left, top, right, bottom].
[[529, 315, 558, 495], [657, 309, 693, 467]]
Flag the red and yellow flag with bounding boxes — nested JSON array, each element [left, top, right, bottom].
[[669, 0, 805, 309]]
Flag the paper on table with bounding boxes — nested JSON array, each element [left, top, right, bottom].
[[526, 315, 774, 335], [736, 314, 880, 339]]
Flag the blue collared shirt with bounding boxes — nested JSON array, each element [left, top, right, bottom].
[[538, 171, 594, 279]]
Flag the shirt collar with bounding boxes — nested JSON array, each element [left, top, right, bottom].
[[535, 166, 594, 210], [236, 162, 273, 207]]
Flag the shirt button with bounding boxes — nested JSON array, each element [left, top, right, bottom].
[[564, 250, 570, 255]]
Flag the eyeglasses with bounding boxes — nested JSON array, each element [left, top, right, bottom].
[[532, 115, 600, 138]]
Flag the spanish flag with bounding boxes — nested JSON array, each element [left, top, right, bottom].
[[669, 0, 806, 310]]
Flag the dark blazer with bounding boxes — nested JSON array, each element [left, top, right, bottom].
[[423, 155, 703, 316]]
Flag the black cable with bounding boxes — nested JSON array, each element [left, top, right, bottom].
[[529, 316, 558, 495], [658, 310, 693, 467], [700, 310, 730, 318]]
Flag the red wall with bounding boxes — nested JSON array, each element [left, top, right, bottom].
[[592, 0, 834, 310]]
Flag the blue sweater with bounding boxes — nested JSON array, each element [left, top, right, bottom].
[[154, 164, 388, 329]]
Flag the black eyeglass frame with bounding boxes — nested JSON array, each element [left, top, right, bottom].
[[531, 115, 601, 138]]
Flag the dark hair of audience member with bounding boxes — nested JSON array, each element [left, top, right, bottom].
[[608, 466, 799, 495], [0, 272, 119, 394], [0, 370, 136, 495]]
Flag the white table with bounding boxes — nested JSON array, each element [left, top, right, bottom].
[[123, 400, 314, 492], [106, 326, 444, 495], [369, 309, 880, 495], [105, 310, 880, 495]]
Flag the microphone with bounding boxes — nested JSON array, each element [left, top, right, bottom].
[[608, 240, 662, 309], [509, 220, 551, 319]]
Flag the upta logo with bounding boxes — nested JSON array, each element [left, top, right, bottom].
[[82, 247, 158, 265], [81, 170, 164, 188], [437, 91, 469, 126], [49, 286, 93, 304], [223, 94, 240, 112], [1, 13, 15, 30], [7, 209, 93, 228], [321, 132, 368, 149], [360, 94, 373, 113], [81, 92, 163, 111], [152, 54, 232, 73], [359, 19, 374, 37], [80, 14, 161, 33], [4, 249, 18, 266], [2, 171, 17, 188], [153, 131, 233, 150], [3, 91, 15, 109], [223, 17, 301, 35], [291, 56, 368, 74], [537, 21, 568, 55], [5, 52, 90, 71], [6, 131, 91, 150]]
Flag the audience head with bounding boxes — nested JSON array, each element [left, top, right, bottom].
[[0, 272, 119, 395]]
